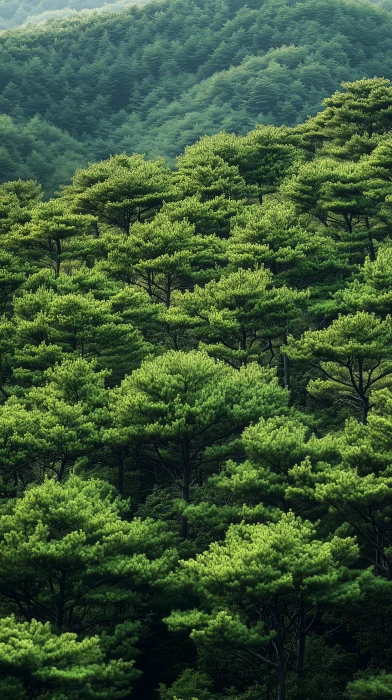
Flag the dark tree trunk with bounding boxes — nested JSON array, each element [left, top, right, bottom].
[[367, 231, 376, 262], [165, 274, 172, 308], [361, 395, 369, 424], [283, 353, 290, 390], [277, 653, 286, 700], [55, 572, 66, 631], [181, 440, 191, 539], [55, 238, 62, 277], [297, 597, 306, 677], [274, 604, 286, 700], [181, 469, 190, 539], [58, 457, 67, 482], [93, 220, 100, 239]]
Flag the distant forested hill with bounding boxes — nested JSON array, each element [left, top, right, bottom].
[[0, 0, 148, 29], [3, 0, 392, 192]]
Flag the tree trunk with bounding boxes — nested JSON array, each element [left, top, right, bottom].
[[281, 329, 290, 389], [296, 597, 306, 677], [55, 239, 62, 277], [55, 572, 66, 631], [181, 440, 191, 539], [165, 274, 172, 308], [274, 604, 286, 700], [277, 653, 286, 700], [58, 456, 67, 482], [365, 218, 375, 262], [361, 395, 369, 424], [283, 353, 290, 390], [93, 220, 100, 239], [181, 469, 190, 539], [367, 231, 376, 262]]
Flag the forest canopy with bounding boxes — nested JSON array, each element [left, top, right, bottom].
[[3, 76, 392, 699], [2, 0, 392, 191]]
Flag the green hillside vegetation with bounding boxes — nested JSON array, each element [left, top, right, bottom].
[[2, 76, 392, 699], [3, 0, 392, 193], [0, 0, 148, 30]]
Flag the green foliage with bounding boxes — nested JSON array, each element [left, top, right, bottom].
[[166, 513, 363, 699], [347, 673, 392, 699], [0, 475, 175, 629], [1, 77, 392, 700], [2, 0, 392, 190], [159, 669, 214, 700], [0, 615, 136, 699], [286, 312, 392, 422], [166, 267, 307, 367], [110, 350, 287, 536], [102, 213, 225, 307]]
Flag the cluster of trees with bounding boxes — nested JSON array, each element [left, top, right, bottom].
[[2, 76, 392, 699], [2, 0, 392, 192]]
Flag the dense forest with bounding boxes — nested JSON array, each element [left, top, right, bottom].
[[4, 0, 392, 192], [2, 75, 392, 699]]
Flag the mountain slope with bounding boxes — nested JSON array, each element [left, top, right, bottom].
[[2, 0, 392, 191]]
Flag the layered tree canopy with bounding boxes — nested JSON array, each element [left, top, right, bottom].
[[2, 0, 392, 191], [2, 76, 392, 699]]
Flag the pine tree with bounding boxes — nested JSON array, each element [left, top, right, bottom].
[[0, 475, 176, 632], [63, 154, 178, 235], [285, 312, 392, 423], [109, 350, 287, 537], [166, 513, 363, 700], [0, 615, 137, 699]]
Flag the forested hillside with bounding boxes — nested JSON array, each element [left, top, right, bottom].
[[0, 0, 148, 30], [3, 76, 392, 699], [3, 0, 392, 192]]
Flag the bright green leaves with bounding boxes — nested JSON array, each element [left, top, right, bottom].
[[177, 513, 359, 604], [313, 78, 392, 141], [227, 201, 347, 293], [103, 213, 226, 307], [236, 124, 304, 202], [110, 350, 287, 536], [166, 267, 307, 367], [177, 142, 256, 203], [0, 475, 176, 630], [0, 615, 138, 699], [166, 513, 362, 699], [212, 414, 335, 517], [347, 673, 392, 699], [0, 76, 392, 700], [286, 312, 392, 422], [7, 198, 99, 276], [64, 154, 178, 235], [7, 286, 150, 391]]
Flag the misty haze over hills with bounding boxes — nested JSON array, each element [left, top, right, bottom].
[[0, 0, 149, 29]]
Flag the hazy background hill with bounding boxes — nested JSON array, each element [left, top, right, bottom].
[[0, 0, 148, 30], [3, 0, 392, 192]]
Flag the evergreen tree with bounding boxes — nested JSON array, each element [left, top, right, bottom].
[[64, 154, 178, 235], [285, 312, 392, 423], [0, 475, 176, 631], [109, 351, 287, 537], [0, 615, 137, 699], [166, 513, 363, 700], [166, 268, 307, 372]]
